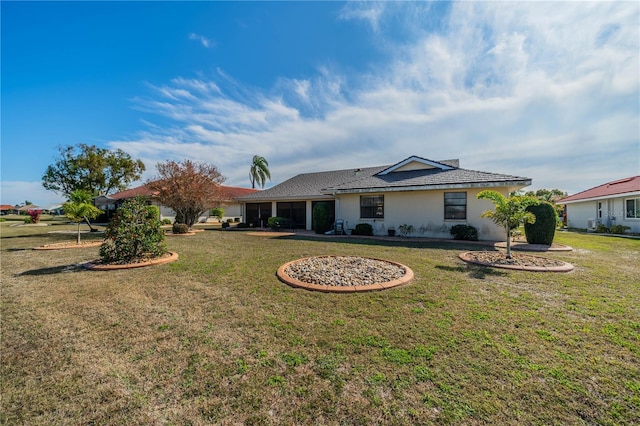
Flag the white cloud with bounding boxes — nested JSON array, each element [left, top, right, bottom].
[[108, 2, 638, 195], [189, 33, 214, 48]]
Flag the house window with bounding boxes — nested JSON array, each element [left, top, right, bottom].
[[625, 198, 640, 219], [360, 195, 384, 219], [444, 192, 467, 220]]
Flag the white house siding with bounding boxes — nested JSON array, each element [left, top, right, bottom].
[[566, 196, 640, 233], [335, 188, 508, 241]]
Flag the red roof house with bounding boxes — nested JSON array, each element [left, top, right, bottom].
[[558, 176, 640, 233]]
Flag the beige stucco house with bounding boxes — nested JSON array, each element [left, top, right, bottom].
[[558, 176, 640, 233], [237, 155, 532, 241]]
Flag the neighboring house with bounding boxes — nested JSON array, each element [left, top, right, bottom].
[[558, 176, 640, 233], [17, 204, 40, 214], [0, 205, 17, 215], [237, 155, 532, 241], [94, 183, 258, 223]]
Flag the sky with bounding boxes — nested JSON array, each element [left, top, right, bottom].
[[2, 1, 639, 208]]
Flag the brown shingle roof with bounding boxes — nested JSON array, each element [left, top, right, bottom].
[[108, 183, 257, 202]]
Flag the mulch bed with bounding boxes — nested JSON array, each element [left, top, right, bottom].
[[459, 251, 574, 272], [33, 241, 103, 250], [83, 252, 179, 270]]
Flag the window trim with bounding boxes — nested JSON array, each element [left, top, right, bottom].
[[624, 197, 640, 220], [444, 191, 467, 220], [360, 195, 384, 219]]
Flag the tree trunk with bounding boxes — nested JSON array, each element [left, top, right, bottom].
[[85, 216, 97, 232], [506, 222, 512, 259], [77, 222, 82, 245]]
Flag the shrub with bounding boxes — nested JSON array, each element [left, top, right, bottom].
[[268, 217, 296, 230], [100, 196, 167, 263], [162, 218, 172, 225], [313, 202, 332, 234], [28, 209, 43, 224], [23, 216, 33, 224], [221, 222, 230, 229], [524, 201, 556, 245], [352, 223, 373, 236], [610, 225, 630, 235], [172, 223, 189, 234], [398, 224, 414, 237], [146, 205, 160, 220], [449, 224, 478, 241], [237, 222, 249, 228], [210, 207, 224, 221], [0, 218, 6, 222], [595, 224, 608, 233]]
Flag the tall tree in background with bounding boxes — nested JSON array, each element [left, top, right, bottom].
[[147, 160, 226, 228], [249, 155, 271, 189], [477, 190, 539, 259], [42, 144, 145, 197]]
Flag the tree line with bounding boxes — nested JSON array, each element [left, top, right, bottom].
[[43, 144, 271, 229]]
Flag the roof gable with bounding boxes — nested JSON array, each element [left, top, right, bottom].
[[559, 176, 640, 203], [377, 156, 455, 175]]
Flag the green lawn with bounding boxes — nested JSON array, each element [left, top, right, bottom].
[[1, 223, 638, 425]]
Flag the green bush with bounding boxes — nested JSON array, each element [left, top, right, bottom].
[[352, 223, 373, 236], [398, 224, 414, 237], [210, 207, 224, 221], [146, 205, 160, 220], [610, 225, 630, 235], [594, 224, 608, 233], [524, 201, 557, 245], [161, 218, 172, 225], [313, 202, 332, 234], [268, 217, 296, 230], [449, 224, 478, 241], [172, 223, 189, 234], [221, 222, 230, 229], [0, 218, 6, 222], [23, 216, 33, 224], [100, 196, 167, 263]]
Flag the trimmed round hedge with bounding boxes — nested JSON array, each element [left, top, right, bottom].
[[524, 201, 557, 245]]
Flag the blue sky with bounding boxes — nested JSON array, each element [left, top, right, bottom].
[[2, 1, 638, 207]]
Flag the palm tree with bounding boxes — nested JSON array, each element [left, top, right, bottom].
[[477, 190, 539, 258], [249, 155, 271, 189], [63, 190, 102, 244]]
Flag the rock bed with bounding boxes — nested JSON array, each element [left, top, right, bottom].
[[284, 256, 406, 287]]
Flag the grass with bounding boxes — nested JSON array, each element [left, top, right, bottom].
[[1, 223, 639, 425]]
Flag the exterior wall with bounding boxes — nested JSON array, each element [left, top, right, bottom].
[[566, 196, 640, 233], [335, 188, 508, 241]]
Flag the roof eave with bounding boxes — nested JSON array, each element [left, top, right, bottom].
[[326, 180, 532, 195], [560, 190, 640, 204]]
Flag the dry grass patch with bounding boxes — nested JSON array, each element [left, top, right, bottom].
[[2, 225, 639, 424]]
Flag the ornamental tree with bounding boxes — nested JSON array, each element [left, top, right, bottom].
[[42, 144, 145, 197], [63, 190, 102, 244], [99, 196, 167, 264], [147, 160, 226, 228], [477, 190, 539, 258]]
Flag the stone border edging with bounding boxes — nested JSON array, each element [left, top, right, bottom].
[[165, 232, 196, 236], [277, 256, 414, 293], [494, 242, 573, 252], [83, 252, 179, 270], [458, 251, 574, 272], [33, 241, 103, 250]]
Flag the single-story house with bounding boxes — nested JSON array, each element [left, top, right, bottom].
[[237, 155, 532, 241], [94, 183, 258, 223], [558, 176, 640, 233], [0, 205, 17, 215]]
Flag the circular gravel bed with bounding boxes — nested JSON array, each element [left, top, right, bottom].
[[277, 255, 414, 292], [84, 252, 179, 270], [459, 251, 574, 272]]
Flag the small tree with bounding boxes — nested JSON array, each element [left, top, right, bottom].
[[312, 202, 332, 234], [210, 207, 225, 222], [477, 190, 539, 258], [100, 196, 167, 263], [63, 190, 102, 244], [147, 160, 226, 228], [28, 209, 43, 224]]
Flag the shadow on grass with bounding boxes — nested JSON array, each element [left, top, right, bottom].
[[17, 263, 86, 276], [435, 264, 508, 279]]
